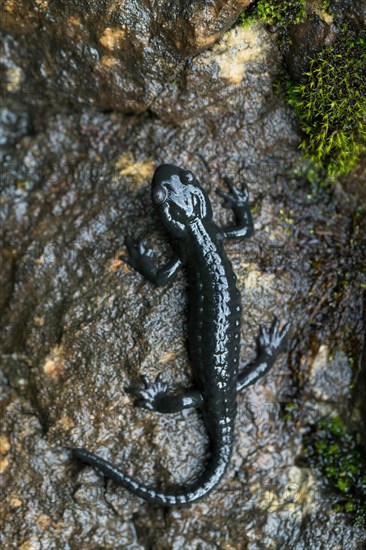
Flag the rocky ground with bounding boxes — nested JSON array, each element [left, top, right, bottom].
[[1, 1, 365, 548]]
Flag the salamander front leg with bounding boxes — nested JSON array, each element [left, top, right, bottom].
[[120, 238, 183, 286], [216, 177, 254, 240], [129, 373, 203, 414], [237, 319, 290, 392]]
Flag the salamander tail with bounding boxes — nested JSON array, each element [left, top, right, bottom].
[[72, 446, 229, 506]]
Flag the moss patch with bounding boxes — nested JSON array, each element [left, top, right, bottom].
[[238, 1, 365, 179], [257, 0, 306, 26], [239, 0, 306, 28], [286, 31, 366, 177], [304, 416, 366, 523]]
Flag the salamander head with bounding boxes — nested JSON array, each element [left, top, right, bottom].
[[151, 164, 212, 237]]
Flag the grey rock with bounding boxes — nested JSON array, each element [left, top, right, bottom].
[[0, 0, 252, 112], [1, 7, 365, 549]]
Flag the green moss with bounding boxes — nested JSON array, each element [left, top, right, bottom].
[[238, 10, 254, 27], [286, 31, 366, 177], [304, 416, 366, 522], [282, 401, 296, 421], [257, 0, 306, 26], [239, 0, 306, 27]]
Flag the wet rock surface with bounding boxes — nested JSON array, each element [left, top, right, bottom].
[[0, 0, 252, 112], [1, 8, 366, 550], [285, 16, 333, 81]]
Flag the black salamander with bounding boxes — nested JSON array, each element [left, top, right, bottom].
[[73, 164, 289, 506]]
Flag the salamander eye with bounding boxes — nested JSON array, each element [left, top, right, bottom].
[[183, 171, 194, 183], [153, 186, 168, 205]]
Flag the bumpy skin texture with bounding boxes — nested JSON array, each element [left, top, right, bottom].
[[73, 164, 289, 506]]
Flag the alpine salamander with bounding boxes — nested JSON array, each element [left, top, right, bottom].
[[73, 164, 289, 506]]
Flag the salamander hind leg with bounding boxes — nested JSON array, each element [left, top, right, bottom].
[[237, 318, 290, 391], [131, 373, 170, 411], [129, 373, 203, 414], [257, 318, 290, 358]]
